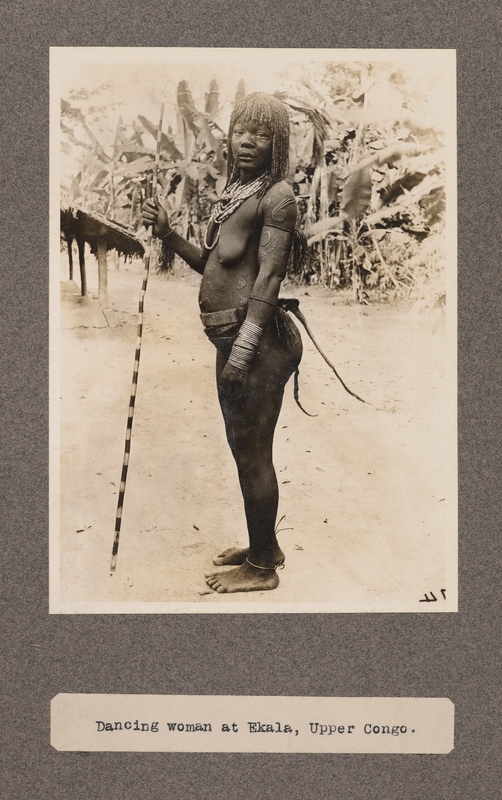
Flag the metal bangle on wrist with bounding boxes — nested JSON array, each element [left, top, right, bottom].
[[227, 320, 263, 371]]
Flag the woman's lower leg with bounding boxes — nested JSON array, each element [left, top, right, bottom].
[[237, 456, 282, 565]]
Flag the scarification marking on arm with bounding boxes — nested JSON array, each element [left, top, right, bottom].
[[271, 196, 296, 223], [282, 231, 292, 264], [259, 229, 278, 256]]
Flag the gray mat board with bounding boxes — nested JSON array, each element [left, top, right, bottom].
[[1, 1, 501, 797]]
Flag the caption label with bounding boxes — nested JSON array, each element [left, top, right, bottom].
[[51, 694, 454, 753]]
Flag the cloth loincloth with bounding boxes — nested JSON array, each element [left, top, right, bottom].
[[200, 307, 246, 353], [200, 303, 298, 354]]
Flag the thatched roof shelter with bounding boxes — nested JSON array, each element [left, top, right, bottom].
[[61, 207, 145, 259]]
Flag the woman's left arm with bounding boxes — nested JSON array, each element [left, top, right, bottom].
[[221, 182, 297, 385], [247, 181, 297, 327]]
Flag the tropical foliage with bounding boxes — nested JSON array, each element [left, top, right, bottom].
[[292, 64, 447, 305], [61, 63, 448, 304]]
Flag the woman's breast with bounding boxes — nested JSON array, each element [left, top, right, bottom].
[[199, 247, 259, 313], [198, 199, 262, 312]]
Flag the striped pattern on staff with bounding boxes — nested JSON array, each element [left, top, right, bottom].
[[110, 103, 165, 573]]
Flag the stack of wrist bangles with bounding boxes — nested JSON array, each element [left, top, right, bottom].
[[227, 320, 263, 371]]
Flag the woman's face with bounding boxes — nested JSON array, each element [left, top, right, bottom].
[[231, 118, 273, 181]]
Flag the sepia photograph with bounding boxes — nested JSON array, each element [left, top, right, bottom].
[[50, 47, 457, 613]]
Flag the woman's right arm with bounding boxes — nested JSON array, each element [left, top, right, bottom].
[[142, 198, 208, 276]]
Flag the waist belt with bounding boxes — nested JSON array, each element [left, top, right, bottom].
[[200, 307, 246, 328]]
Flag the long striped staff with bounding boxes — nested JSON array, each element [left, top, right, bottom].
[[110, 102, 165, 573]]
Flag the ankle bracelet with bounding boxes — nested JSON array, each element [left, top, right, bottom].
[[245, 557, 278, 571]]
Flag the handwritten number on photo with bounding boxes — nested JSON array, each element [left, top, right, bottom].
[[420, 589, 446, 602]]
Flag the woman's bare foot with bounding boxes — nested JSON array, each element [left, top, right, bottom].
[[205, 560, 280, 593], [212, 543, 285, 567]]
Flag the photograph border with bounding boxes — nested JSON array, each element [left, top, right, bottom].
[[2, 2, 500, 797], [50, 46, 458, 615]]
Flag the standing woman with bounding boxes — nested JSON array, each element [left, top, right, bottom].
[[142, 92, 303, 593]]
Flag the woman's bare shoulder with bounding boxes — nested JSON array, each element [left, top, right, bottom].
[[262, 181, 297, 229], [263, 180, 295, 202]]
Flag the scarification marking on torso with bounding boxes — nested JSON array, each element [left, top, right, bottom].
[[231, 277, 249, 305]]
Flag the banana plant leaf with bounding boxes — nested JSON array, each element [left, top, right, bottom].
[[299, 78, 361, 128], [137, 115, 183, 160], [184, 162, 202, 182], [234, 79, 246, 104], [114, 156, 156, 177], [365, 173, 444, 226], [306, 216, 344, 238], [177, 81, 199, 136], [341, 166, 372, 220], [115, 143, 156, 156], [178, 112, 196, 159], [195, 114, 225, 172], [205, 79, 219, 117], [378, 171, 427, 206], [81, 154, 112, 173], [351, 142, 429, 172]]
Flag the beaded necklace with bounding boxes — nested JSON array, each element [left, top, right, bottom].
[[203, 174, 268, 250]]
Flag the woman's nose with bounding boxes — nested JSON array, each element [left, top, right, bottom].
[[241, 131, 255, 146]]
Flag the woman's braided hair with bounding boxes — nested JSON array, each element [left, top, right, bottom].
[[226, 92, 290, 197], [226, 91, 310, 277], [160, 92, 311, 275]]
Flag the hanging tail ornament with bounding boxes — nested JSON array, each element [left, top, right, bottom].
[[278, 298, 369, 405], [110, 103, 165, 574]]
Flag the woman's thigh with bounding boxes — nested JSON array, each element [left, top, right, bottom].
[[216, 315, 302, 452]]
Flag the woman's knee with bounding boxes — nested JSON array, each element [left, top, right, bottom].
[[232, 431, 272, 472], [236, 454, 276, 489]]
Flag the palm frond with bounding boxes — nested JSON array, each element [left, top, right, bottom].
[[274, 92, 331, 165]]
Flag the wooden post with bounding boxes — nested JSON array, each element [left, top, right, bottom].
[[76, 236, 87, 297], [319, 167, 328, 287], [67, 236, 74, 281], [97, 234, 108, 308]]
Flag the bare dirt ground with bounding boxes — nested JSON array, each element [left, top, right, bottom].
[[55, 254, 456, 612]]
